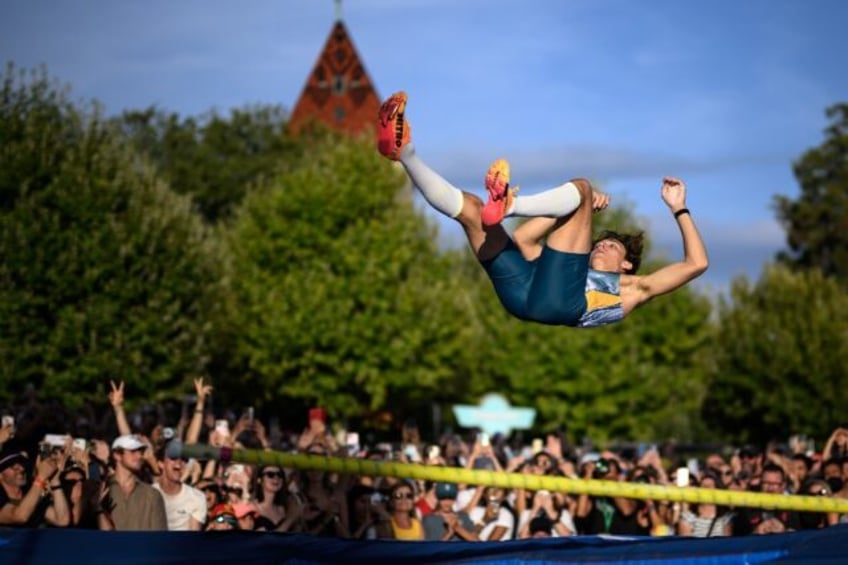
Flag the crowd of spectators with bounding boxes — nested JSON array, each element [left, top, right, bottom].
[[1, 379, 847, 539]]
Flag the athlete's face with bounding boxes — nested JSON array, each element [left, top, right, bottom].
[[589, 238, 629, 273]]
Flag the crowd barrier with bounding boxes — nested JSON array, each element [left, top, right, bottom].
[[180, 443, 848, 514], [1, 525, 846, 564]]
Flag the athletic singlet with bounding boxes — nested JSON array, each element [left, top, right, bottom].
[[576, 269, 624, 328]]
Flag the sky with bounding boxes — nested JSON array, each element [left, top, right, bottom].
[[2, 0, 846, 294]]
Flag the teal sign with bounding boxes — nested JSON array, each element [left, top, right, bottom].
[[452, 393, 536, 437]]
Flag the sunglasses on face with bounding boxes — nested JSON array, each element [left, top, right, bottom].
[[213, 515, 238, 526], [262, 471, 284, 479], [393, 491, 414, 500], [224, 486, 243, 497]]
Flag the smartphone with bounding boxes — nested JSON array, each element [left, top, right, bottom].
[[403, 444, 420, 461], [346, 432, 360, 453], [246, 407, 254, 423], [531, 438, 544, 455], [676, 467, 690, 487], [428, 445, 441, 460], [479, 433, 490, 447], [215, 419, 230, 437], [1, 415, 13, 429], [44, 434, 69, 447], [73, 438, 87, 451], [38, 443, 51, 459]]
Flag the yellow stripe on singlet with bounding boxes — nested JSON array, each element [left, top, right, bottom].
[[586, 289, 621, 311]]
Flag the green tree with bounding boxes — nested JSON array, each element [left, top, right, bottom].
[[0, 64, 229, 407], [701, 265, 848, 443], [775, 103, 848, 283], [224, 132, 481, 419], [117, 104, 304, 222]]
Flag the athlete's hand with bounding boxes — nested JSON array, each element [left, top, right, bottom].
[[592, 191, 610, 212], [661, 177, 687, 212]]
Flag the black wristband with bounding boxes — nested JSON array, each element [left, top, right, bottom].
[[674, 208, 690, 219], [51, 485, 63, 491]]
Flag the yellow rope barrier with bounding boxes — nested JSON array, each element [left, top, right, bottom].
[[180, 443, 848, 514]]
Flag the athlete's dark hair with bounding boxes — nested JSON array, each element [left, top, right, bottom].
[[594, 230, 645, 274]]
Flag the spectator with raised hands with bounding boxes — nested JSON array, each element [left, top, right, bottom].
[[422, 482, 478, 541], [0, 442, 70, 528], [0, 419, 14, 448], [516, 488, 575, 538], [296, 408, 338, 454], [108, 380, 132, 437], [184, 377, 213, 445], [108, 380, 160, 479], [295, 442, 350, 537], [677, 470, 733, 537], [575, 455, 643, 535], [469, 486, 515, 541], [822, 427, 848, 461]]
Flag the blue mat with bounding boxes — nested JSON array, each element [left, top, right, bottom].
[[0, 525, 845, 564]]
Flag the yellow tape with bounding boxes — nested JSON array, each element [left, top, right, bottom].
[[182, 444, 848, 514]]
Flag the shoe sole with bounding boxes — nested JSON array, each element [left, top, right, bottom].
[[378, 92, 409, 160]]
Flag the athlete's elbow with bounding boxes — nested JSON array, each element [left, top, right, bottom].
[[691, 257, 709, 278]]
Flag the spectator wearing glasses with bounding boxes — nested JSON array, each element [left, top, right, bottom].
[[797, 478, 838, 530], [253, 465, 300, 532], [107, 434, 167, 530], [732, 463, 800, 535], [206, 503, 239, 531], [385, 481, 424, 540], [153, 439, 207, 531]]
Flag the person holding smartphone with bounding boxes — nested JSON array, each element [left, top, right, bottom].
[[0, 444, 70, 528], [575, 457, 644, 535]]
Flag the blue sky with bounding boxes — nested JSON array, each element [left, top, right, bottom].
[[2, 0, 846, 293]]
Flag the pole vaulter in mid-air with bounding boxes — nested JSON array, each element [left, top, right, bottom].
[[377, 91, 708, 328]]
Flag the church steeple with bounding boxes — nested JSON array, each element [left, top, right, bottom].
[[288, 7, 380, 137]]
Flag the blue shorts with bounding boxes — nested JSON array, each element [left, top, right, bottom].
[[481, 241, 589, 326]]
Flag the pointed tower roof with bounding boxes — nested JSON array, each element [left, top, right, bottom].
[[288, 14, 380, 136]]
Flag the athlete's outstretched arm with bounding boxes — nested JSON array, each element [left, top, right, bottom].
[[634, 177, 708, 301]]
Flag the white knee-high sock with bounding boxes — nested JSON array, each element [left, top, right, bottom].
[[399, 144, 464, 218], [507, 181, 582, 218]]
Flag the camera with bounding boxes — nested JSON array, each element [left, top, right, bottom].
[[38, 443, 52, 459], [593, 458, 611, 479]]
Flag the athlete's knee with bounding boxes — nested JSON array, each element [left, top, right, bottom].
[[569, 178, 594, 204], [457, 191, 482, 216]]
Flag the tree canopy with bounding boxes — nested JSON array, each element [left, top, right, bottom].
[[1, 64, 228, 408], [775, 103, 848, 284]]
